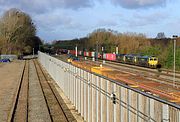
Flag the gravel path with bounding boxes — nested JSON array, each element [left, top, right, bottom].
[[28, 60, 51, 122]]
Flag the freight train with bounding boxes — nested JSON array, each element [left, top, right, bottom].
[[66, 50, 160, 68]]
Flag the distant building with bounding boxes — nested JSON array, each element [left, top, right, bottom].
[[156, 32, 166, 39]]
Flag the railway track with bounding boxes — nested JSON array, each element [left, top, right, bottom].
[[88, 58, 180, 88], [33, 60, 75, 122], [8, 60, 28, 122], [70, 59, 180, 104], [103, 59, 180, 77], [7, 59, 73, 122], [54, 54, 180, 103], [54, 54, 180, 87]]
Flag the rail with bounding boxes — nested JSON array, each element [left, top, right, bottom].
[[8, 60, 28, 122]]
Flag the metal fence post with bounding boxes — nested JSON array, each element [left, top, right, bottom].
[[84, 71, 88, 121], [88, 72, 92, 122], [107, 80, 113, 122], [80, 69, 84, 117], [97, 77, 101, 122], [115, 84, 120, 122], [121, 87, 128, 122], [101, 79, 107, 122], [92, 74, 97, 122], [162, 104, 169, 122]]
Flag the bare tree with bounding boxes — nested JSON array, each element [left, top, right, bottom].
[[0, 8, 36, 54]]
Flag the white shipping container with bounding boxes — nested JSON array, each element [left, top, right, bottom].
[[68, 50, 70, 54], [86, 52, 89, 56], [79, 51, 82, 55], [91, 52, 95, 57], [103, 53, 106, 59]]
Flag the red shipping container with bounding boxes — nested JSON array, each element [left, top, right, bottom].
[[70, 50, 72, 54], [106, 53, 116, 61], [70, 50, 74, 55], [74, 50, 76, 55], [89, 52, 92, 57], [84, 52, 86, 56], [72, 50, 76, 55], [98, 53, 102, 58]]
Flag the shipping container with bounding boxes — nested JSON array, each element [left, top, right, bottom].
[[86, 52, 89, 57], [78, 51, 82, 55], [103, 53, 106, 59], [106, 53, 116, 61], [98, 53, 102, 58], [91, 52, 95, 57], [89, 52, 92, 57], [70, 50, 76, 55], [68, 50, 70, 54], [84, 51, 86, 56]]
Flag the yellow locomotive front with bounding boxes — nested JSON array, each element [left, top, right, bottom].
[[148, 57, 158, 68]]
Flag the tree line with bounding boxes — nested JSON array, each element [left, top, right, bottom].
[[53, 29, 150, 53], [0, 8, 42, 55], [52, 28, 180, 70]]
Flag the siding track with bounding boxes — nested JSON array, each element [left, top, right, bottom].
[[6, 59, 75, 122]]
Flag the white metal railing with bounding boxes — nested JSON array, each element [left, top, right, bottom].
[[38, 52, 180, 122]]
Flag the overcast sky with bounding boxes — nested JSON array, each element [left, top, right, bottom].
[[0, 0, 179, 41]]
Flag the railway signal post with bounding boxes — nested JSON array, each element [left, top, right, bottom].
[[75, 45, 77, 57], [172, 35, 178, 87], [102, 46, 105, 64], [116, 46, 118, 54], [96, 41, 98, 61]]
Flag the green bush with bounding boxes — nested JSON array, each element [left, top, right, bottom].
[[164, 46, 180, 70], [139, 44, 180, 70], [140, 45, 162, 56]]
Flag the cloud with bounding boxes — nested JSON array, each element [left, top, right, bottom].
[[0, 0, 92, 40], [164, 18, 180, 36], [97, 19, 118, 27], [111, 0, 167, 9], [0, 0, 93, 14], [34, 11, 71, 31], [20, 0, 93, 13], [62, 0, 93, 9], [126, 12, 168, 27]]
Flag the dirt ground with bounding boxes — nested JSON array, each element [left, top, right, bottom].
[[0, 60, 24, 121]]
